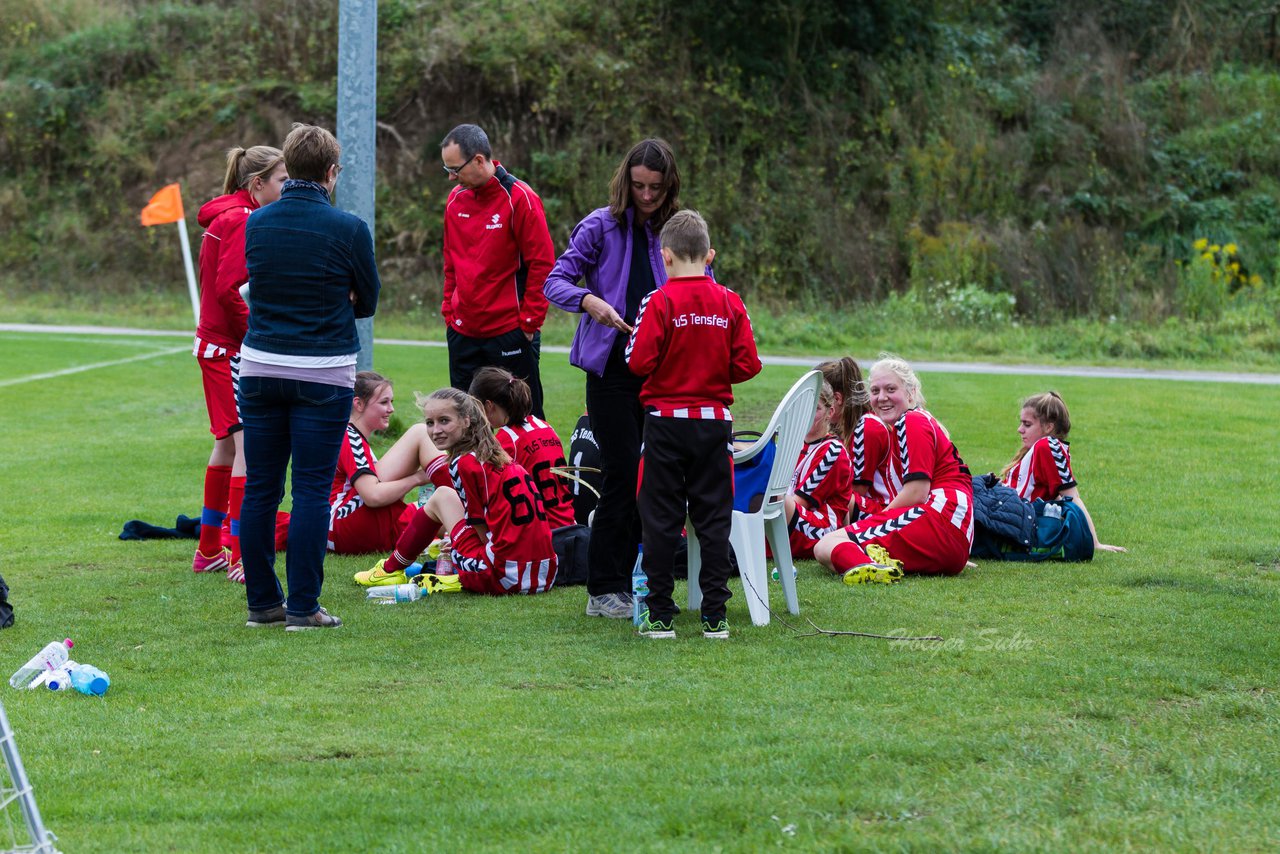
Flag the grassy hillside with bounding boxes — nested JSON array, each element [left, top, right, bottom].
[[2, 0, 1279, 353]]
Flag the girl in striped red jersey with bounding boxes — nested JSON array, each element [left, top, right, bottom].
[[814, 355, 974, 579], [468, 366, 576, 530], [1001, 391, 1125, 553], [361, 389, 557, 595], [783, 381, 853, 559], [816, 357, 891, 520], [328, 372, 449, 556]]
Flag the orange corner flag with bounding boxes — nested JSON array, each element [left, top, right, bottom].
[[140, 183, 185, 226]]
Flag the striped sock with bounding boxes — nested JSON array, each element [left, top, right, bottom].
[[227, 476, 245, 563], [388, 507, 442, 572], [198, 465, 231, 555]]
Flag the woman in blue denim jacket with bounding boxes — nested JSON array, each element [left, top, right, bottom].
[[543, 138, 684, 619], [239, 123, 381, 631]]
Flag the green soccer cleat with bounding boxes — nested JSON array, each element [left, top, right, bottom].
[[354, 559, 408, 588], [842, 562, 904, 585]]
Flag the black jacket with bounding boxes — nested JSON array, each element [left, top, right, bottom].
[[969, 473, 1036, 559]]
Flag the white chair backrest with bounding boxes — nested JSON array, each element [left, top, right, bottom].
[[748, 370, 822, 511]]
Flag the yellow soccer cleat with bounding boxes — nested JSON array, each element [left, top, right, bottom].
[[865, 544, 905, 575], [354, 559, 408, 588], [415, 573, 462, 595], [841, 562, 904, 586]]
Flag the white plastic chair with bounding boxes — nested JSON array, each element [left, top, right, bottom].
[[687, 370, 822, 626]]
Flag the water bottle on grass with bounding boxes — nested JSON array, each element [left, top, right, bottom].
[[68, 664, 110, 696], [367, 584, 425, 604], [9, 639, 74, 689], [632, 547, 647, 626]]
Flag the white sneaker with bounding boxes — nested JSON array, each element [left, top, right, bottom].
[[585, 592, 634, 618]]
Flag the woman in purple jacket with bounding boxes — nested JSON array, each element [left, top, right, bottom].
[[543, 138, 683, 619]]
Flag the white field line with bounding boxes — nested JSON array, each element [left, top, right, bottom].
[[3, 323, 1279, 385], [0, 345, 189, 387]]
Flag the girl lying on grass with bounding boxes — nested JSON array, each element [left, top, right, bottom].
[[356, 388, 557, 595], [1000, 391, 1126, 553], [327, 371, 448, 555], [814, 355, 974, 581]]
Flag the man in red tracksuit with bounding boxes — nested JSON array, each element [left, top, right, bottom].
[[625, 209, 762, 639], [440, 124, 555, 417]]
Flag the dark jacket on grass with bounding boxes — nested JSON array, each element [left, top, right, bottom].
[[969, 473, 1036, 559]]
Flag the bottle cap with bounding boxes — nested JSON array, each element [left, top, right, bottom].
[[63, 639, 74, 649]]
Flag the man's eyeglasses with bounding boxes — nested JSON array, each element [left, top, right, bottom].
[[442, 155, 474, 177]]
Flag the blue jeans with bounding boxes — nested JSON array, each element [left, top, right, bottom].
[[238, 375, 353, 616]]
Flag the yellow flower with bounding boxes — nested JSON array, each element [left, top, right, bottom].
[[1201, 252, 1214, 262], [1224, 243, 1238, 255], [1249, 274, 1263, 286], [1228, 262, 1240, 274], [1193, 238, 1208, 251], [1210, 244, 1221, 253]]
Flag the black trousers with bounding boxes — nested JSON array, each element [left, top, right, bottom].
[[636, 415, 734, 622], [447, 326, 544, 418], [583, 345, 645, 596]]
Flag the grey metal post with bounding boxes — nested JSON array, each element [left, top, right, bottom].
[[337, 0, 377, 371]]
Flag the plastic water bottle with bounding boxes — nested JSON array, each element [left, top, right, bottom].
[[632, 547, 647, 626], [435, 539, 455, 576], [68, 664, 110, 696], [9, 639, 74, 689], [1044, 503, 1063, 520], [44, 669, 73, 692], [366, 583, 425, 604], [771, 565, 798, 582], [417, 483, 435, 508]]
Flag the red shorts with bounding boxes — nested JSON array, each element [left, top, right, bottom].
[[328, 502, 417, 555], [788, 504, 841, 560], [841, 504, 969, 576], [224, 510, 290, 552], [448, 519, 556, 595], [197, 350, 241, 439]]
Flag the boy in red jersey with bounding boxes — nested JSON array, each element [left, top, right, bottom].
[[625, 210, 762, 638]]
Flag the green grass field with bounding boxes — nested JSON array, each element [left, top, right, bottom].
[[1, 328, 1277, 852]]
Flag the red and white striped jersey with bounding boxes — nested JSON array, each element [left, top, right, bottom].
[[329, 424, 448, 534], [329, 424, 379, 529], [1001, 436, 1076, 502], [450, 452, 556, 591], [888, 408, 974, 542], [496, 416, 575, 528], [790, 434, 852, 524], [624, 274, 761, 419], [850, 413, 894, 506]]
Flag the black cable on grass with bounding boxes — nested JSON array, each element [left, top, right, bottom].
[[737, 560, 943, 642]]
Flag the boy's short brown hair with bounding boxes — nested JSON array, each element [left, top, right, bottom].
[[659, 209, 710, 262], [282, 123, 340, 183]]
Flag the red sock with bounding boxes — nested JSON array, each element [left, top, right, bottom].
[[830, 541, 870, 574], [388, 507, 441, 572], [198, 465, 232, 555], [227, 476, 245, 563]]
